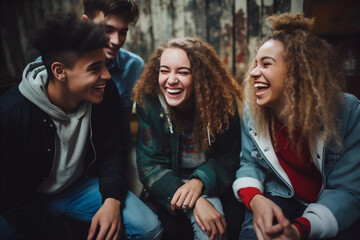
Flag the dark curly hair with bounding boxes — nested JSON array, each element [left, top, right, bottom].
[[133, 37, 243, 151], [244, 13, 345, 151], [30, 12, 108, 80], [83, 0, 139, 25]]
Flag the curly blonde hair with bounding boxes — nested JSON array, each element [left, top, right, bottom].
[[133, 37, 243, 151], [244, 13, 345, 151]]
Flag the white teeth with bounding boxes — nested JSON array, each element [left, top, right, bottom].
[[94, 84, 106, 89], [167, 88, 182, 94], [254, 83, 269, 88]]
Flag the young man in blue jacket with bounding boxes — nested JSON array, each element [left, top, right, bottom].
[[82, 0, 144, 153], [0, 13, 161, 240]]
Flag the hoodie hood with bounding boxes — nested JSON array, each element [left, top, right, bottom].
[[19, 61, 87, 121]]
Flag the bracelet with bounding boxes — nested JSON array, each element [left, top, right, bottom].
[[292, 220, 308, 240]]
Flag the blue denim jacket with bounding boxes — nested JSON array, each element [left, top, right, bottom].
[[233, 93, 360, 239]]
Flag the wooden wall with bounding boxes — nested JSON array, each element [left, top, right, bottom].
[[124, 0, 303, 81], [0, 0, 306, 93]]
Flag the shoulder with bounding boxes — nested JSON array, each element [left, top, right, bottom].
[[137, 94, 160, 112], [240, 105, 255, 130], [118, 48, 144, 66], [333, 93, 360, 143], [338, 93, 360, 122], [0, 85, 28, 114]]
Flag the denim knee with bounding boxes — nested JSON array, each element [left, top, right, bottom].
[[135, 219, 162, 240]]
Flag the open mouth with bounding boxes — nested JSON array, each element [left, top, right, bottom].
[[94, 84, 106, 89], [166, 88, 183, 96], [254, 82, 270, 92]]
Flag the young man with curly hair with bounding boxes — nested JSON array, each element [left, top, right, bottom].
[[0, 13, 161, 240]]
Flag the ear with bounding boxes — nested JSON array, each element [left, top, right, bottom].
[[51, 62, 67, 82], [81, 14, 89, 21]]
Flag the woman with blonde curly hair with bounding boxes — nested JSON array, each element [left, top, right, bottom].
[[133, 37, 243, 240], [232, 13, 360, 240]]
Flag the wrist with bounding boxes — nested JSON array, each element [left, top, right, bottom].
[[292, 219, 309, 240], [104, 197, 121, 207]]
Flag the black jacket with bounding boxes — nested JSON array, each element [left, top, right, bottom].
[[0, 80, 127, 239]]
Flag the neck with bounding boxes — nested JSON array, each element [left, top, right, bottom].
[[47, 79, 80, 112]]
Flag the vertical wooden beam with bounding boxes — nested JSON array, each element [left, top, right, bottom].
[[194, 0, 207, 40], [234, 0, 248, 81], [275, 0, 291, 13], [207, 0, 221, 53], [247, 0, 261, 73], [219, 0, 235, 72], [261, 0, 275, 37], [184, 0, 196, 38], [124, 0, 153, 62]]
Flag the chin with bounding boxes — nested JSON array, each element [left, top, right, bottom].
[[105, 54, 116, 60]]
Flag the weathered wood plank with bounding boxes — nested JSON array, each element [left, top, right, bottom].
[[219, 0, 234, 72], [234, 0, 248, 81]]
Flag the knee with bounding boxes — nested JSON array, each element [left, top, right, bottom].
[[137, 218, 163, 240]]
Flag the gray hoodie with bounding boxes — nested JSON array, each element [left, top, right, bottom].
[[19, 61, 92, 194]]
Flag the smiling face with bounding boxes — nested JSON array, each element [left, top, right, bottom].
[[250, 40, 286, 116], [158, 48, 193, 110], [64, 48, 111, 106], [92, 11, 129, 60]]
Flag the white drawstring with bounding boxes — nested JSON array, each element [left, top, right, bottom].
[[207, 126, 211, 146]]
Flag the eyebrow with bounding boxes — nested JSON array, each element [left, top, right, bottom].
[[260, 56, 276, 62], [160, 65, 191, 71], [86, 61, 103, 70], [254, 56, 276, 64], [106, 25, 129, 32]]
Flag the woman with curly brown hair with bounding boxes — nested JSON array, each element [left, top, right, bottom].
[[232, 13, 360, 240], [133, 37, 243, 240]]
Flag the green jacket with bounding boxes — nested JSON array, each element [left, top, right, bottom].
[[135, 95, 241, 212]]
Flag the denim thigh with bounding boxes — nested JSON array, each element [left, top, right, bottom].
[[185, 196, 227, 240]]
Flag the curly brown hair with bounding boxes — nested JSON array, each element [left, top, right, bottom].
[[133, 37, 243, 151], [244, 13, 345, 151]]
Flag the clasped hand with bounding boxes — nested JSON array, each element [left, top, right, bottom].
[[170, 179, 226, 240], [249, 194, 300, 240]]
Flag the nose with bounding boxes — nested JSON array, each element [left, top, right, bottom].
[[101, 67, 111, 80], [250, 66, 261, 78], [109, 32, 121, 47], [167, 72, 178, 84]]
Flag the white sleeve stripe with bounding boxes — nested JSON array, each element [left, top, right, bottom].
[[303, 203, 338, 239]]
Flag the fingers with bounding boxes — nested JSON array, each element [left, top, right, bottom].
[[214, 216, 226, 240], [170, 190, 181, 211], [194, 211, 206, 231], [208, 220, 217, 240], [104, 222, 120, 240], [96, 222, 111, 240], [254, 216, 268, 240], [87, 217, 99, 240]]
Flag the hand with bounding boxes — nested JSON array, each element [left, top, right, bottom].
[[193, 197, 227, 240], [266, 219, 300, 240], [249, 194, 285, 240], [87, 198, 122, 240], [170, 178, 203, 211]]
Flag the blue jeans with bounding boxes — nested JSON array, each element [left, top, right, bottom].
[[239, 193, 306, 240], [0, 177, 162, 240], [185, 196, 228, 240]]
